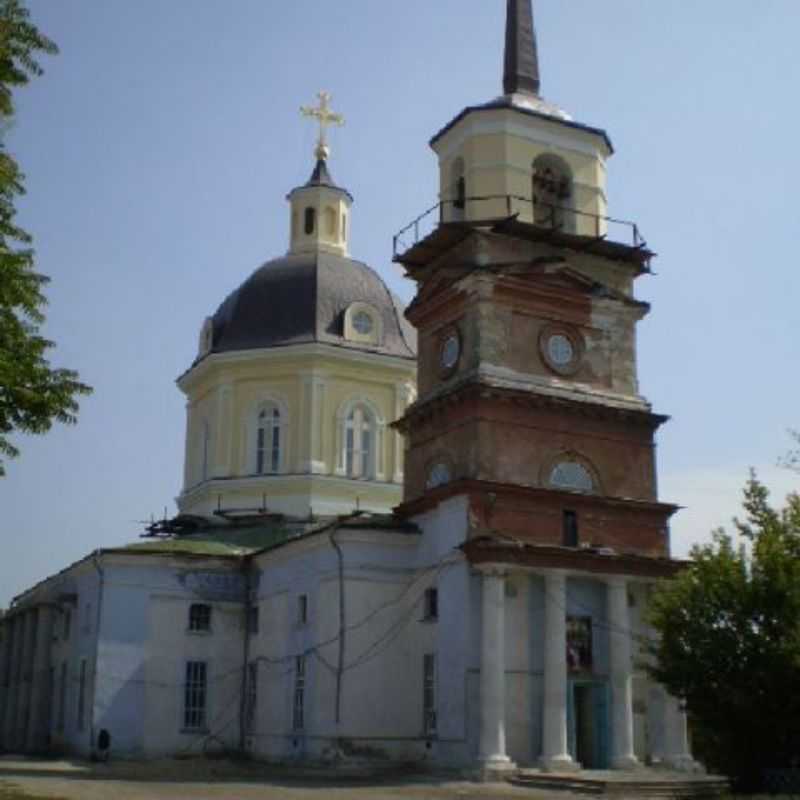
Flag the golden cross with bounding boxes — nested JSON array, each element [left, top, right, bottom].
[[300, 91, 345, 161]]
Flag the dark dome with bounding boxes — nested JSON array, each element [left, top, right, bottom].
[[207, 252, 417, 361]]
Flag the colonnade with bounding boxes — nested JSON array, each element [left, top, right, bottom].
[[0, 605, 55, 753], [477, 567, 694, 773]]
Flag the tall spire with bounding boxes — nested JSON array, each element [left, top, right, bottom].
[[503, 0, 541, 97]]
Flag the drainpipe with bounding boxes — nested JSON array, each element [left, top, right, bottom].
[[89, 552, 105, 757], [329, 527, 345, 726], [238, 557, 253, 754]]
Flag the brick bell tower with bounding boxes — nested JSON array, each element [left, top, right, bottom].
[[393, 1, 678, 560]]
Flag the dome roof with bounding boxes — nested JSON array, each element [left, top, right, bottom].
[[206, 252, 417, 361]]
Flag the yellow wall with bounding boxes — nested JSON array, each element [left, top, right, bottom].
[[177, 345, 416, 518], [434, 107, 610, 237]]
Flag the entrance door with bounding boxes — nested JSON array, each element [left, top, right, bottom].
[[568, 681, 610, 769]]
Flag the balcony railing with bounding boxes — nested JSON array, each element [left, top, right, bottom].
[[392, 195, 645, 260]]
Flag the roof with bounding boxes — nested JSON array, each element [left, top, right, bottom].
[[429, 96, 614, 153], [202, 252, 417, 364]]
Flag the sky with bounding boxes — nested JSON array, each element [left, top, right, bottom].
[[2, 1, 799, 607]]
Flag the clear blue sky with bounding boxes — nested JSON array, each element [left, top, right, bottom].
[[2, 1, 799, 606]]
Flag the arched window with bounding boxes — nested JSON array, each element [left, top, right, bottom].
[[532, 154, 573, 232], [345, 404, 376, 479], [451, 158, 466, 220], [324, 206, 337, 236], [549, 461, 594, 494], [304, 207, 316, 235], [256, 405, 283, 475]]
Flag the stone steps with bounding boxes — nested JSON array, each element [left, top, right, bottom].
[[510, 773, 730, 798]]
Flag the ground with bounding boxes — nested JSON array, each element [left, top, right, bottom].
[[0, 757, 566, 800]]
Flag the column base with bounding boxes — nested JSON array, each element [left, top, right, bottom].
[[664, 755, 703, 773], [475, 756, 517, 782], [540, 755, 580, 773], [611, 754, 642, 770]]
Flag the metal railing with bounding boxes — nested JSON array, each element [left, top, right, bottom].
[[392, 195, 645, 259]]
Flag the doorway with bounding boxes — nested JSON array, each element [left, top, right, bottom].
[[567, 680, 610, 769]]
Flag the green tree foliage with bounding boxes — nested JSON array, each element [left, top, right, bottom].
[[0, 0, 90, 475], [647, 474, 800, 790]]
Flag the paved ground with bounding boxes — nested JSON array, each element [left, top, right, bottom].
[[0, 758, 569, 800]]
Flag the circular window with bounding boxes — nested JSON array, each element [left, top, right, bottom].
[[547, 334, 574, 367], [427, 462, 452, 490], [440, 333, 461, 372], [540, 327, 582, 374], [353, 311, 374, 335], [549, 461, 594, 493]]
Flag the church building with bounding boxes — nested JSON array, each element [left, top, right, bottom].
[[0, 1, 700, 777]]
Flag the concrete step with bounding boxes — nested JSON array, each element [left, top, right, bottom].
[[510, 774, 730, 798]]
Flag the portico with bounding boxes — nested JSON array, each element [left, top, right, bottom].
[[469, 544, 687, 772]]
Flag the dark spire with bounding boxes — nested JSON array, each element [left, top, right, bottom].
[[306, 158, 336, 188], [503, 0, 541, 96]]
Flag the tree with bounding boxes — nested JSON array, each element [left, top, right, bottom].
[[780, 428, 800, 474], [647, 474, 800, 791], [0, 0, 91, 476]]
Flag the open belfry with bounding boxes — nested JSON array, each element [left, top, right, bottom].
[[0, 1, 716, 786]]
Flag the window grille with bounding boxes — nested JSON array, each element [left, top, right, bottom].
[[183, 661, 207, 731], [293, 656, 306, 731], [188, 604, 212, 633], [423, 654, 437, 735]]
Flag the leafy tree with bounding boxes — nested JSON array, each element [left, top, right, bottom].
[[647, 474, 800, 791], [780, 428, 800, 474], [0, 0, 90, 476]]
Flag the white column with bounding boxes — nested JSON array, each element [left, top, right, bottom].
[[541, 572, 578, 772], [214, 384, 233, 478], [478, 567, 515, 773], [608, 577, 639, 770], [663, 694, 698, 772]]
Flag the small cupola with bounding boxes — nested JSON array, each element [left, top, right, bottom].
[[287, 91, 352, 257]]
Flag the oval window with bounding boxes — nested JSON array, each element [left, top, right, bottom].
[[353, 311, 374, 335]]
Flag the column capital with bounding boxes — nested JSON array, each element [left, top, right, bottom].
[[476, 564, 510, 579]]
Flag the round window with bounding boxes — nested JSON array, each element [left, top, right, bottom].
[[440, 333, 461, 371], [547, 334, 575, 367], [353, 311, 374, 335]]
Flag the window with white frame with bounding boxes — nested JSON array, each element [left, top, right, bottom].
[[423, 654, 437, 735], [344, 303, 381, 345], [183, 661, 207, 731], [292, 655, 306, 731], [188, 603, 212, 633], [246, 661, 258, 734], [345, 404, 376, 479], [256, 405, 283, 474]]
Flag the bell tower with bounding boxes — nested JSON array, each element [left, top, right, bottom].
[[394, 0, 676, 559], [433, 1, 609, 235]]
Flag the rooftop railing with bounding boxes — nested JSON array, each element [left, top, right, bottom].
[[392, 195, 645, 260]]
